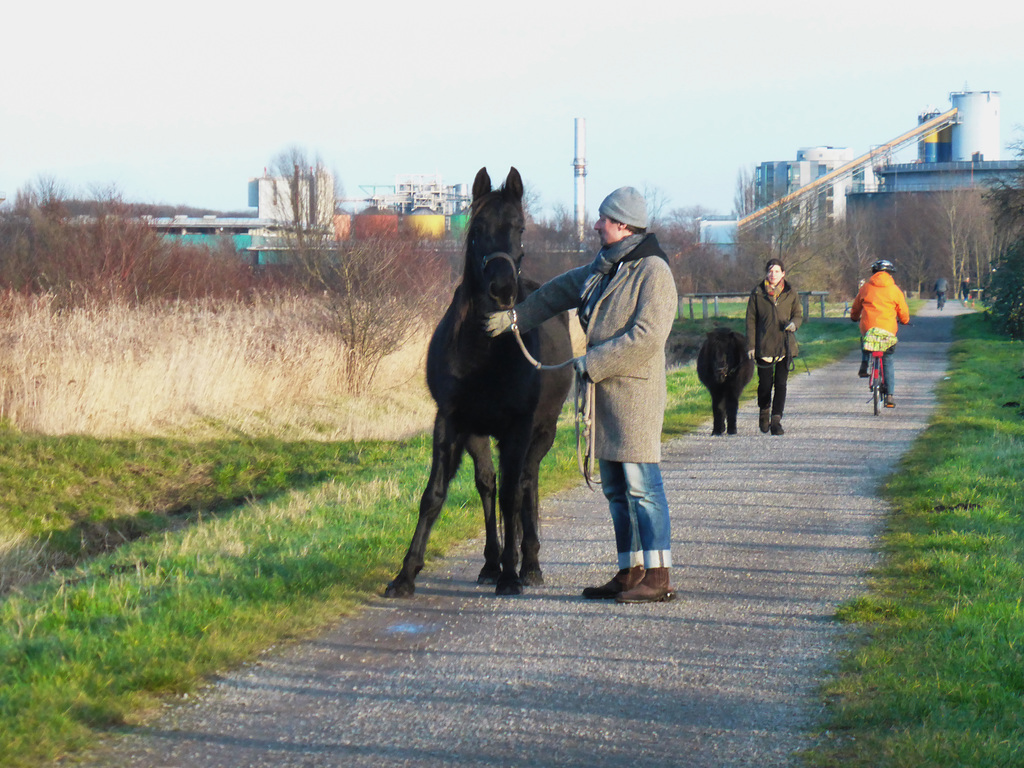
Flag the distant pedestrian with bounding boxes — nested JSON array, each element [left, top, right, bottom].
[[745, 258, 802, 435], [934, 277, 948, 310], [960, 275, 971, 303]]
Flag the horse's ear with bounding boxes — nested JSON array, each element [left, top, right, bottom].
[[472, 168, 492, 201], [505, 167, 524, 201]]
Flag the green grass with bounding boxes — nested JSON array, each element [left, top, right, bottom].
[[806, 312, 1024, 768], [0, 313, 890, 766]]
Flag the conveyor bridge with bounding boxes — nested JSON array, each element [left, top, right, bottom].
[[738, 107, 959, 230]]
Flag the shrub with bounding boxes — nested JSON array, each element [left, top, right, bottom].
[[986, 238, 1024, 339], [0, 203, 259, 307]]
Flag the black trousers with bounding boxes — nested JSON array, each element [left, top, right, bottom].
[[757, 359, 790, 416]]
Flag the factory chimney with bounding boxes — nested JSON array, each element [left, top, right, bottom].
[[573, 118, 587, 249]]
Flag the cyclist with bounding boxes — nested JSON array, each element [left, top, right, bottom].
[[934, 276, 948, 310], [850, 260, 910, 408]]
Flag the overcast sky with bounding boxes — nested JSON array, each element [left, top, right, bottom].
[[4, 0, 1024, 219]]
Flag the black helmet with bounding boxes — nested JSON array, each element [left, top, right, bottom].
[[871, 259, 895, 274]]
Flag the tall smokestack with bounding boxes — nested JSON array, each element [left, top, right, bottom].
[[573, 118, 587, 249]]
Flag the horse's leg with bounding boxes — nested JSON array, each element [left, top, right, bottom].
[[465, 434, 500, 584], [494, 427, 531, 596], [384, 414, 466, 598], [711, 390, 726, 435], [725, 389, 740, 435], [517, 419, 557, 586]]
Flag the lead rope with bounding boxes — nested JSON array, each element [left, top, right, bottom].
[[506, 309, 596, 488], [575, 374, 596, 489], [508, 309, 574, 372]]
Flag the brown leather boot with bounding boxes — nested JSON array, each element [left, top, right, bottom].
[[770, 414, 784, 435], [759, 408, 771, 433], [581, 566, 644, 599], [615, 567, 674, 603]]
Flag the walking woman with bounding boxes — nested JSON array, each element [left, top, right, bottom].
[[745, 258, 802, 435]]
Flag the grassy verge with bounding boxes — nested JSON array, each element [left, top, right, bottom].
[[0, 315, 858, 766], [1, 426, 583, 767], [806, 312, 1024, 767]]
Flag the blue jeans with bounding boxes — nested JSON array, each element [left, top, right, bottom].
[[861, 347, 896, 395], [598, 460, 672, 570]]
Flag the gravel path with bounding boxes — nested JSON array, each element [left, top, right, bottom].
[[78, 302, 966, 768]]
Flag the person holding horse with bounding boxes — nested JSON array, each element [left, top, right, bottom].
[[745, 258, 802, 436], [483, 187, 678, 603]]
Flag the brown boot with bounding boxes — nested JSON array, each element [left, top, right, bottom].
[[759, 408, 771, 433], [770, 414, 784, 435], [615, 567, 674, 603], [582, 566, 644, 599]]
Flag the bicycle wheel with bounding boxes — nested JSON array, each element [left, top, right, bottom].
[[870, 354, 882, 416]]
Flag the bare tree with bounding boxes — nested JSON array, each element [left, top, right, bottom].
[[267, 147, 339, 251], [733, 166, 756, 219], [266, 148, 448, 393], [937, 190, 971, 290], [642, 184, 670, 230]]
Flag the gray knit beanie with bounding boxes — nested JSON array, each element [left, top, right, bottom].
[[598, 186, 648, 229]]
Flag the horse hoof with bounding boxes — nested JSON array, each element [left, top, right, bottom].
[[495, 579, 524, 596], [520, 568, 544, 587], [477, 567, 500, 585], [384, 579, 415, 599]]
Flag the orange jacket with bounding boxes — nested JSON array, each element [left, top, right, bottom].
[[850, 271, 910, 335]]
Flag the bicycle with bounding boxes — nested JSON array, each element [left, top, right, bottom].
[[861, 327, 897, 416], [866, 349, 885, 415]]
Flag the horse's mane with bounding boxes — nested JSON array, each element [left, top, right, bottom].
[[469, 187, 501, 217]]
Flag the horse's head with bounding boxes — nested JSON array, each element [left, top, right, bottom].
[[465, 167, 526, 312], [708, 331, 737, 384]]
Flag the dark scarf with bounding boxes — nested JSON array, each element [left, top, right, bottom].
[[577, 234, 646, 331]]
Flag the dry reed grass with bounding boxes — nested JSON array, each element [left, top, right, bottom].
[[0, 292, 437, 441]]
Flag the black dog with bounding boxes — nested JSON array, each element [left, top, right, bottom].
[[696, 327, 754, 435]]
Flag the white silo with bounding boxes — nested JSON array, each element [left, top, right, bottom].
[[951, 90, 1001, 162]]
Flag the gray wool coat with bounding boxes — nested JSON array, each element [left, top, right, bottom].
[[514, 235, 677, 463]]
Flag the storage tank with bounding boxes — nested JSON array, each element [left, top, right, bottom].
[[353, 212, 399, 239], [405, 208, 445, 239], [333, 213, 352, 241], [918, 109, 954, 163], [951, 90, 1000, 162], [918, 109, 939, 162], [449, 214, 470, 239]]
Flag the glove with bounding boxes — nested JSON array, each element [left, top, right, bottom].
[[784, 322, 797, 332], [482, 309, 515, 337], [573, 356, 588, 378], [747, 349, 756, 360]]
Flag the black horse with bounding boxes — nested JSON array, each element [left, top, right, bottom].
[[385, 167, 573, 598], [696, 327, 754, 436]]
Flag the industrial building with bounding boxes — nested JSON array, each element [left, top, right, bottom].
[[147, 169, 473, 264], [754, 146, 868, 221], [703, 89, 1019, 246]]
